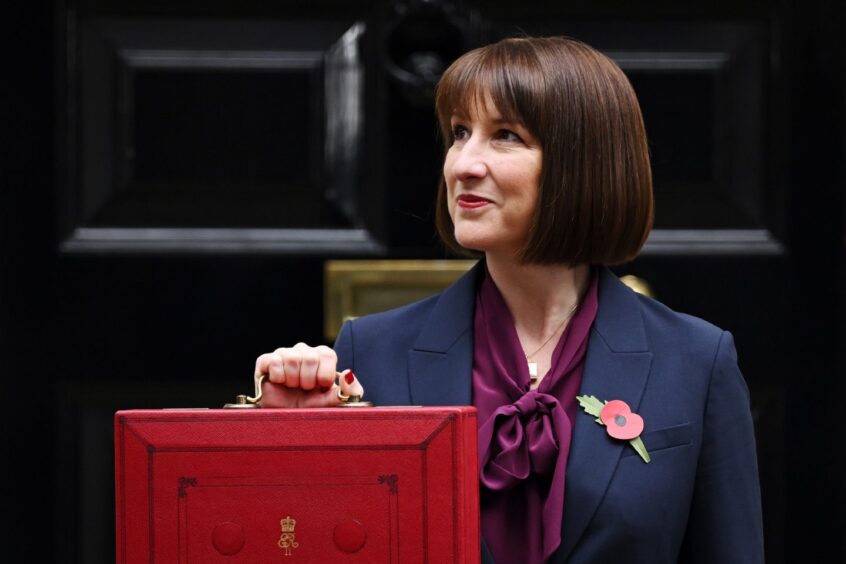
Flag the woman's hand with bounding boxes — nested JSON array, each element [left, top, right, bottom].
[[254, 342, 363, 408]]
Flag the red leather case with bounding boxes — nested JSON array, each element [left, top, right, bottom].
[[115, 407, 479, 563]]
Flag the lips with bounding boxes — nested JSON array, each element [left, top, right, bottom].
[[457, 194, 492, 209]]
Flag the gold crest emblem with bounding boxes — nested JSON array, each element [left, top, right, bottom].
[[278, 516, 299, 556]]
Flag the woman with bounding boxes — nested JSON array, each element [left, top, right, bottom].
[[256, 37, 764, 563]]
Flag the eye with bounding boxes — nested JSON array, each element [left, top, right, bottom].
[[496, 129, 524, 143], [451, 124, 469, 142]]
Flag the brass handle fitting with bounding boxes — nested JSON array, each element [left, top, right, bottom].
[[223, 372, 373, 408]]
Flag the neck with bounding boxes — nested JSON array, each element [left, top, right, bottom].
[[485, 253, 590, 343]]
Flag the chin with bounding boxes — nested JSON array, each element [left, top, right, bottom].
[[453, 230, 485, 251], [454, 231, 526, 260], [453, 234, 495, 255]]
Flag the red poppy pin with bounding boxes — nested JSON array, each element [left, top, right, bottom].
[[576, 395, 651, 463]]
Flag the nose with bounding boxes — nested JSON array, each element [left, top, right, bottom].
[[447, 139, 487, 182]]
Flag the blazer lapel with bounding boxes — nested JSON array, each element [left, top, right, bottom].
[[407, 261, 482, 406], [553, 268, 654, 563]]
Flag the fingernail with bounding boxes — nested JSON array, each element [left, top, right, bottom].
[[345, 372, 355, 385]]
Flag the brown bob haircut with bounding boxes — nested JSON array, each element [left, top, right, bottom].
[[435, 36, 653, 265]]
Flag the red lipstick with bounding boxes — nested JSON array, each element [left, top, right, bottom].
[[457, 194, 492, 209]]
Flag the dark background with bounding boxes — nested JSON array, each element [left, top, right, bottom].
[[1, 1, 844, 562]]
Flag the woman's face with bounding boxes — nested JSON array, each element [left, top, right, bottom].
[[444, 95, 542, 259]]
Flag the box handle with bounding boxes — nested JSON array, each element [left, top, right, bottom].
[[223, 373, 374, 408]]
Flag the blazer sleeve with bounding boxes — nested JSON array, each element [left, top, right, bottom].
[[333, 320, 354, 373], [679, 331, 764, 563]]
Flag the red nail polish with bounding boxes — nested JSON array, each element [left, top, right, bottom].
[[345, 372, 355, 385]]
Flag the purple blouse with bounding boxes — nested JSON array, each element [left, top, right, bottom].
[[472, 269, 599, 564]]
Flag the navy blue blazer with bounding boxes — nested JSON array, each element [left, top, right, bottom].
[[334, 262, 764, 563]]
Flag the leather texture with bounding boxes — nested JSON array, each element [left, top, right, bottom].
[[334, 262, 764, 564], [114, 407, 480, 563]]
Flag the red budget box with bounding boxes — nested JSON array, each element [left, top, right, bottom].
[[115, 407, 479, 563]]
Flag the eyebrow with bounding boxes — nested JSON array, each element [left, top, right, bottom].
[[449, 112, 521, 126]]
